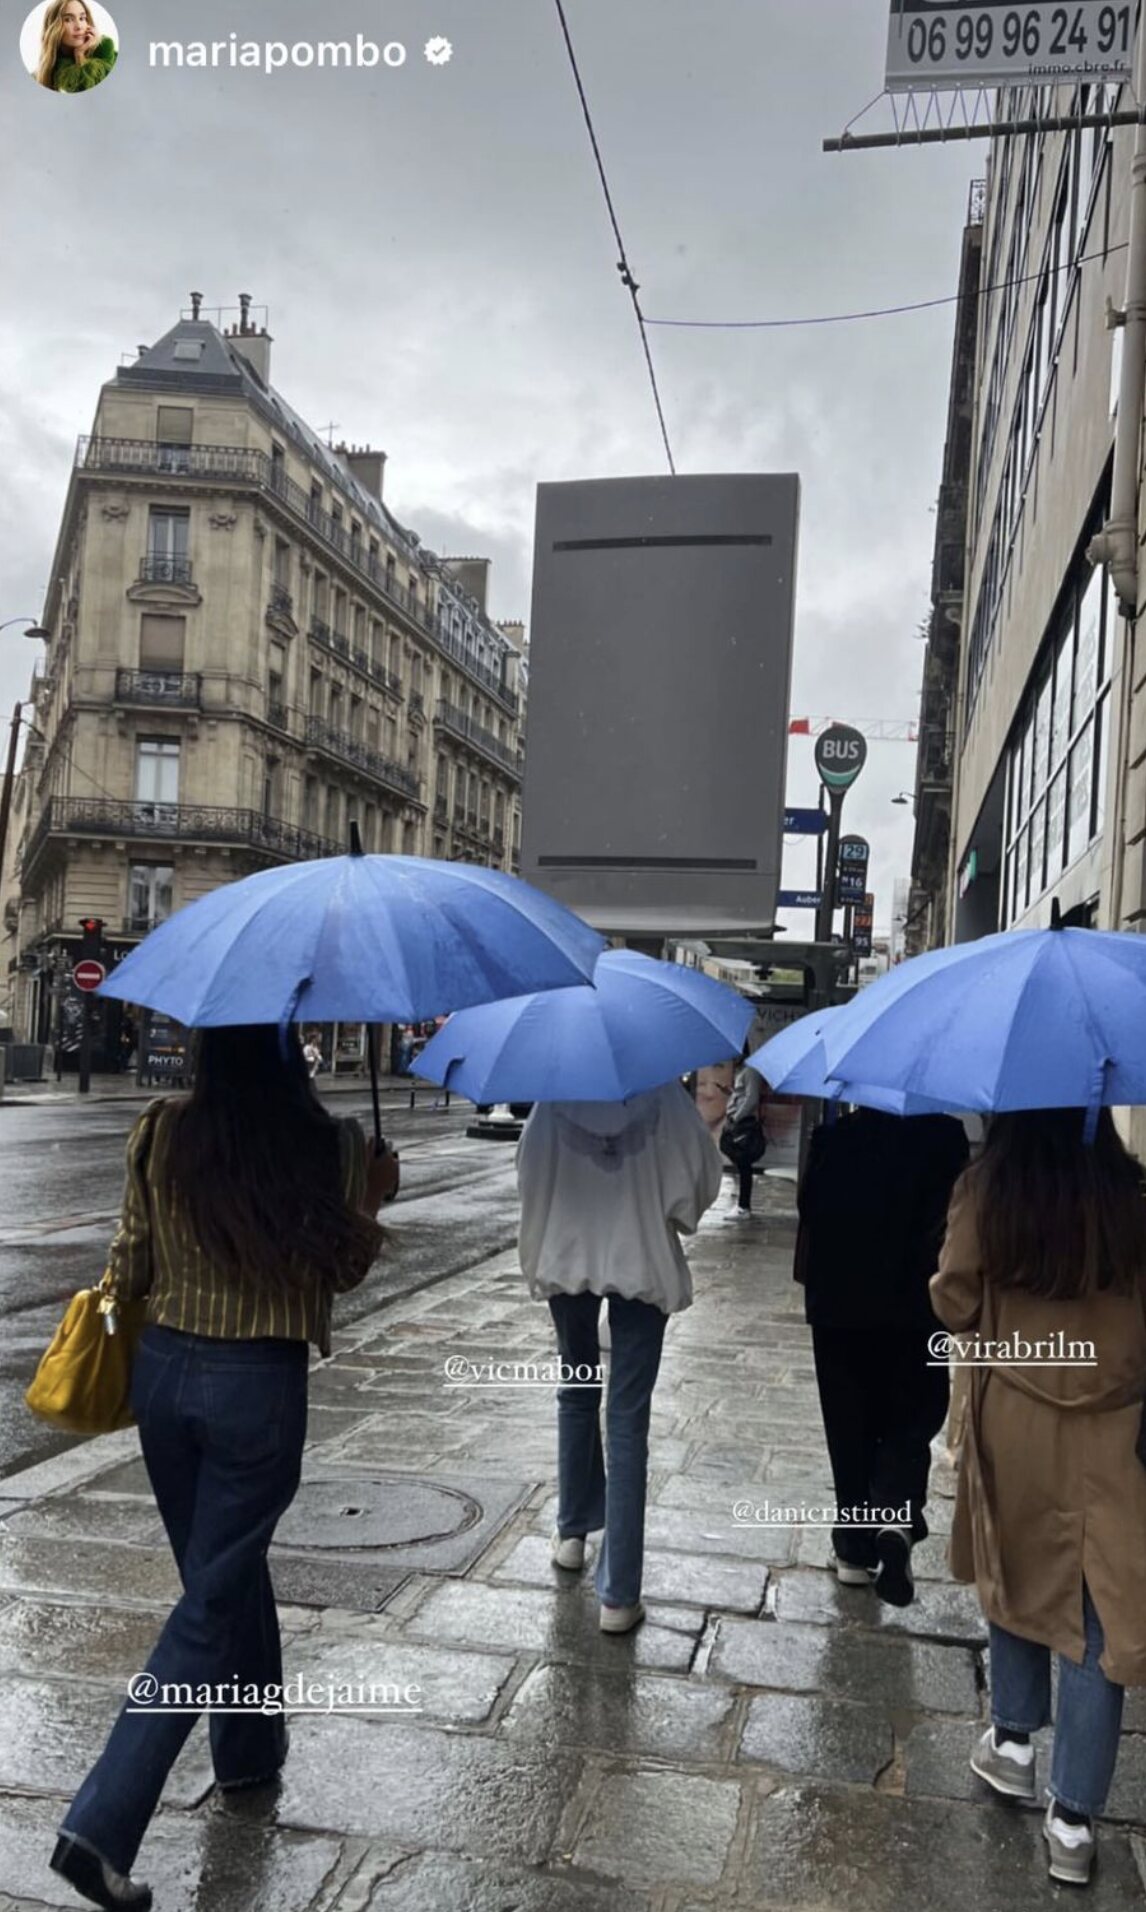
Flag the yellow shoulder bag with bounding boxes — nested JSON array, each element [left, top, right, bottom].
[[25, 1271, 147, 1435]]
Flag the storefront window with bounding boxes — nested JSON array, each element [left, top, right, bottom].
[[1066, 721, 1093, 868], [1045, 766, 1067, 880]]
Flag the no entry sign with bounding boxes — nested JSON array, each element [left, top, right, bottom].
[[73, 960, 106, 992]]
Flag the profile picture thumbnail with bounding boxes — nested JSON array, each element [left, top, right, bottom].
[[21, 1, 118, 93]]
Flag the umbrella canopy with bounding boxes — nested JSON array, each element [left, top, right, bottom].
[[415, 949, 754, 1103], [98, 853, 605, 1027], [817, 924, 1146, 1113], [750, 1007, 954, 1117]]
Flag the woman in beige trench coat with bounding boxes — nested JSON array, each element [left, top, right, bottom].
[[931, 1107, 1146, 1890]]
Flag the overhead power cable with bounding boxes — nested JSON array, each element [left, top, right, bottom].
[[645, 239, 1128, 333], [551, 0, 676, 474]]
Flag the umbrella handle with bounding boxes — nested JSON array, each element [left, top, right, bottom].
[[368, 1025, 383, 1148]]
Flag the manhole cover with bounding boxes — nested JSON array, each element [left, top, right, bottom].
[[276, 1474, 483, 1552]]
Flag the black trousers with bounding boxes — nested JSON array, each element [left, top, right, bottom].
[[810, 1323, 949, 1568], [737, 1161, 754, 1210]]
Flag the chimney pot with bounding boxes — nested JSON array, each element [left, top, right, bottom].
[[190, 291, 203, 320], [238, 291, 252, 334]]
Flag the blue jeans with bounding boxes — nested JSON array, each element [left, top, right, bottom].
[[547, 1292, 667, 1608], [62, 1325, 309, 1874], [989, 1587, 1124, 1816]]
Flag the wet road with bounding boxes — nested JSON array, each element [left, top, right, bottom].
[[0, 1094, 520, 1483]]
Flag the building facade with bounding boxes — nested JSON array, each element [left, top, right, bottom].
[[9, 300, 525, 1069], [913, 84, 1139, 955]]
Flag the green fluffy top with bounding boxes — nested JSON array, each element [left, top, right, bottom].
[[52, 36, 117, 92]]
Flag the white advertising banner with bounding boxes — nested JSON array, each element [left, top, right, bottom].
[[886, 0, 1134, 93]]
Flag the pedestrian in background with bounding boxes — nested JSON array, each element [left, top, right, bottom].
[[302, 1028, 323, 1079], [796, 1106, 968, 1605], [720, 1053, 766, 1218], [517, 1081, 721, 1633], [51, 1024, 396, 1912], [932, 1108, 1146, 1888]]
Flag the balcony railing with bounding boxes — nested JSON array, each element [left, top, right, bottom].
[[435, 700, 523, 780], [78, 434, 519, 713], [267, 700, 289, 732], [140, 554, 193, 585], [269, 583, 294, 616], [304, 716, 421, 800], [122, 914, 170, 937], [22, 798, 343, 880], [115, 669, 202, 709]]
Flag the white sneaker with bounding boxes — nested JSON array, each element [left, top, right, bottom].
[[833, 1555, 876, 1587], [551, 1532, 585, 1571], [599, 1600, 645, 1634]]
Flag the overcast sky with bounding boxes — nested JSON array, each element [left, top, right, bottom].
[[0, 0, 977, 929]]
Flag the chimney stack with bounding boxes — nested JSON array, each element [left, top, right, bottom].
[[226, 293, 273, 386], [190, 291, 203, 320], [339, 444, 387, 501]]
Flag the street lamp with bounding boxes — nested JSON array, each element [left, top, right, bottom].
[[891, 792, 913, 806]]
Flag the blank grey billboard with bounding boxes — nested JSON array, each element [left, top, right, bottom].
[[521, 474, 800, 933]]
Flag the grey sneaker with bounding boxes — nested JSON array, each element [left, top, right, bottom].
[[600, 1600, 645, 1634], [969, 1726, 1037, 1801], [551, 1532, 585, 1571], [1043, 1803, 1095, 1885]]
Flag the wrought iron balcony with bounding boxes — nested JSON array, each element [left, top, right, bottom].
[[304, 716, 421, 801], [22, 798, 343, 881], [140, 554, 193, 586], [122, 914, 170, 937], [270, 583, 294, 616], [267, 700, 289, 732], [434, 700, 522, 780], [115, 669, 202, 709]]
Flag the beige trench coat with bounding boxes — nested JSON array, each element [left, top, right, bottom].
[[931, 1185, 1146, 1686]]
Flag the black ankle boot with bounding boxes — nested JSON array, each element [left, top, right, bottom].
[[50, 1832, 153, 1911]]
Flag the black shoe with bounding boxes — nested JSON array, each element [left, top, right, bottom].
[[50, 1833, 153, 1910], [873, 1525, 915, 1607]]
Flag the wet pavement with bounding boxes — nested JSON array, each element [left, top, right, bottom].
[[1, 1172, 1145, 1908]]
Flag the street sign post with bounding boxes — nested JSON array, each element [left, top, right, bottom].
[[886, 0, 1134, 94], [836, 834, 871, 909], [72, 961, 106, 993], [777, 889, 823, 910], [813, 728, 868, 944], [784, 807, 827, 836], [853, 893, 875, 959]]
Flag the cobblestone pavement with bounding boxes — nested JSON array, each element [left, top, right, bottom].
[[2, 1174, 1145, 1910]]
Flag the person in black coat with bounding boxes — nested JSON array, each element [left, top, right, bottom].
[[795, 1107, 969, 1607]]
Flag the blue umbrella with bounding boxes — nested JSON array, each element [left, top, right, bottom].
[[100, 851, 604, 1029], [817, 923, 1146, 1115], [750, 1007, 956, 1116], [415, 950, 754, 1103]]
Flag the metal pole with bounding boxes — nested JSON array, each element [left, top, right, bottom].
[[815, 792, 844, 944], [814, 785, 826, 896], [0, 702, 22, 889], [824, 105, 1145, 155], [78, 993, 92, 1096]]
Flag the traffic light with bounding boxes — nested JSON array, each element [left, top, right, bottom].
[[78, 917, 105, 961]]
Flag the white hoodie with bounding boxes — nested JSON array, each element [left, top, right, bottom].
[[515, 1082, 723, 1315]]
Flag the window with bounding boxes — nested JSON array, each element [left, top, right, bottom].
[[273, 540, 291, 588], [134, 740, 180, 819], [128, 864, 173, 931], [309, 669, 324, 715], [156, 406, 193, 473], [271, 444, 286, 491], [262, 758, 282, 818], [309, 482, 323, 525], [173, 341, 203, 362], [303, 775, 318, 831], [139, 615, 186, 672], [325, 787, 342, 842], [147, 509, 190, 578]]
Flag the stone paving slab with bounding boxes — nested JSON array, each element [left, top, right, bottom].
[[273, 1714, 580, 1863], [346, 1851, 652, 1910], [285, 1635, 516, 1726], [491, 1533, 769, 1614], [742, 1783, 1146, 1909], [772, 1565, 987, 1645], [399, 1579, 704, 1672], [568, 1767, 744, 1890], [707, 1616, 982, 1716], [0, 1595, 184, 1680], [0, 1796, 349, 1912], [502, 1661, 737, 1762], [738, 1691, 894, 1782], [0, 1675, 215, 1804]]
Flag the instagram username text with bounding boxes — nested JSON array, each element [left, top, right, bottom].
[[150, 36, 443, 73]]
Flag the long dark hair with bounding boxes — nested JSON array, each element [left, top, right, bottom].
[[162, 1025, 380, 1290], [965, 1108, 1146, 1299]]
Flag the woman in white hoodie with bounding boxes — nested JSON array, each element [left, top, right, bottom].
[[517, 1080, 722, 1633]]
